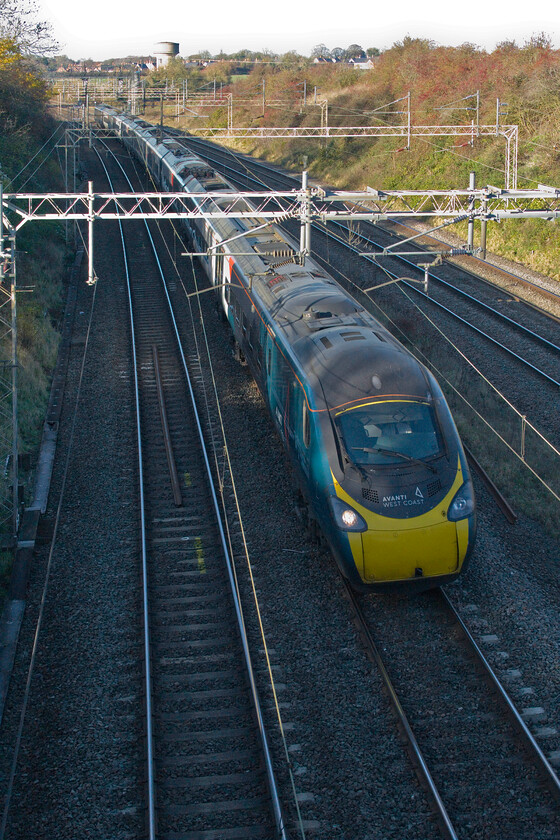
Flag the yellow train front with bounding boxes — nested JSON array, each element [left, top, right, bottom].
[[300, 329, 476, 593]]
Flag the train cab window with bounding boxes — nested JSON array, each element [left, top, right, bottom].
[[336, 401, 442, 466]]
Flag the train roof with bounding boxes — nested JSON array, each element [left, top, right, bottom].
[[300, 331, 431, 410], [248, 261, 431, 411]]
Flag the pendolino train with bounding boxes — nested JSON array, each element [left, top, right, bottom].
[[96, 105, 476, 592]]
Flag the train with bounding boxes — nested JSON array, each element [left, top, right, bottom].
[[95, 104, 476, 592]]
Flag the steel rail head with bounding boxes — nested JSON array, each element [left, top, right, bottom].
[[441, 588, 560, 804], [341, 577, 460, 840]]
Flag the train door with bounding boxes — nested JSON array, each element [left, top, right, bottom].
[[217, 253, 234, 319], [292, 384, 312, 479], [265, 334, 285, 439]]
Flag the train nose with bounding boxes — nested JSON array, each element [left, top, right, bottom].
[[360, 521, 460, 583]]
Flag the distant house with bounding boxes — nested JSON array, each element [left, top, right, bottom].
[[349, 58, 375, 70]]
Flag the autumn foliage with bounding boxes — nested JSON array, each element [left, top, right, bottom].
[[180, 36, 560, 279], [0, 37, 51, 133]]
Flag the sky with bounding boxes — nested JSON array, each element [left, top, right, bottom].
[[40, 0, 559, 60]]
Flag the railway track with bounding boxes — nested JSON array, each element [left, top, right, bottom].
[[344, 580, 560, 839], [324, 220, 560, 390], [96, 144, 290, 839], [158, 134, 560, 838]]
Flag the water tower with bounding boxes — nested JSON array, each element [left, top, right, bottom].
[[154, 42, 179, 68]]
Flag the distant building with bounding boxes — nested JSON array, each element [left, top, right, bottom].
[[154, 42, 180, 68], [349, 58, 375, 70]]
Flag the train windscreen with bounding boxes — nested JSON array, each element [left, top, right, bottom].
[[336, 400, 442, 466]]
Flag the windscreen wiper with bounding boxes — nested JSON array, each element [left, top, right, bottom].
[[351, 446, 437, 473]]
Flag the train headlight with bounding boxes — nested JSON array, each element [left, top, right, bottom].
[[329, 497, 368, 532], [448, 481, 475, 521]]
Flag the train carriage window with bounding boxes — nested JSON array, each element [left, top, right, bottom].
[[303, 402, 310, 448], [254, 333, 262, 370]]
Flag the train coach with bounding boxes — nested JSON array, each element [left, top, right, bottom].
[[96, 105, 476, 592]]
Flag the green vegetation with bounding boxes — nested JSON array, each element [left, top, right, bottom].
[[0, 37, 66, 447], [0, 27, 67, 599], [16, 222, 65, 450]]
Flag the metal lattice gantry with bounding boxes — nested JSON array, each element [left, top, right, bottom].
[[169, 120, 518, 191], [166, 90, 519, 190], [6, 183, 560, 231], [314, 183, 560, 221], [185, 123, 519, 188]]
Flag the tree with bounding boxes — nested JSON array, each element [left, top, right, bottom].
[[203, 60, 232, 85], [280, 51, 309, 70], [524, 32, 552, 51], [0, 36, 52, 137], [495, 40, 518, 53], [311, 43, 331, 60], [0, 0, 58, 55], [344, 44, 366, 60], [188, 49, 211, 62], [145, 56, 192, 87], [366, 47, 381, 58], [393, 36, 435, 53], [229, 49, 254, 61]]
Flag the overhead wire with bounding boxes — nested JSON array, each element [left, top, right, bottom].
[[11, 123, 65, 190], [109, 109, 560, 497]]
